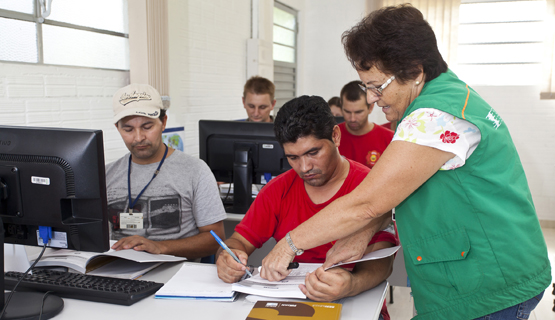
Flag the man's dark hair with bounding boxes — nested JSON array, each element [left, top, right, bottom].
[[274, 95, 335, 145], [342, 4, 448, 84], [159, 109, 166, 121], [340, 80, 368, 107], [327, 96, 341, 108]]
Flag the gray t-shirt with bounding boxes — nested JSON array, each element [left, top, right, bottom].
[[105, 150, 226, 241]]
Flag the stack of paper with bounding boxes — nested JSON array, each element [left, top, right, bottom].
[[232, 246, 401, 299], [155, 262, 238, 301], [233, 263, 320, 299]]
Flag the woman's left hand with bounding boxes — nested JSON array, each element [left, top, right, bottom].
[[323, 231, 369, 269]]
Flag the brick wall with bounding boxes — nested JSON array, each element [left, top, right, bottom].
[[0, 62, 129, 163], [167, 0, 252, 157], [0, 0, 553, 221]]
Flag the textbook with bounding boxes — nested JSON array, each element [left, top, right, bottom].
[[245, 301, 342, 320], [31, 244, 186, 279]]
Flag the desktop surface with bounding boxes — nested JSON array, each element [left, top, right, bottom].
[[32, 262, 387, 320]]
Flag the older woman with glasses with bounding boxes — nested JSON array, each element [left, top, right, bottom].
[[260, 4, 550, 320]]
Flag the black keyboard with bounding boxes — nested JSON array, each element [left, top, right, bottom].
[[4, 269, 165, 306]]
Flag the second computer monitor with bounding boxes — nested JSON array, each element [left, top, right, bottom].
[[199, 120, 291, 214], [334, 116, 345, 124]]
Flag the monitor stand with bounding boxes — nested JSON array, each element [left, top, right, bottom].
[[229, 147, 253, 215], [1, 221, 64, 320]]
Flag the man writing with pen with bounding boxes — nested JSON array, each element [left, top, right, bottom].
[[216, 96, 397, 320]]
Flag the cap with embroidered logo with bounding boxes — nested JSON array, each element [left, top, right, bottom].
[[112, 83, 167, 124]]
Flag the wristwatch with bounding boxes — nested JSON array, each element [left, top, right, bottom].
[[285, 232, 304, 256]]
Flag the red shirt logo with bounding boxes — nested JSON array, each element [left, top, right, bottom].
[[366, 150, 380, 167]]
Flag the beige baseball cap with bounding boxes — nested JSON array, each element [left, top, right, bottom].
[[112, 83, 166, 124]]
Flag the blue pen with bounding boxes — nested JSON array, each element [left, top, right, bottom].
[[210, 230, 253, 277]]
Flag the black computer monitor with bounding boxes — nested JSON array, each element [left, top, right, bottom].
[[334, 116, 345, 124], [0, 125, 110, 318], [199, 120, 291, 214]]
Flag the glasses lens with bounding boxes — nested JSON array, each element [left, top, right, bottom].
[[358, 84, 366, 92], [370, 87, 381, 97]]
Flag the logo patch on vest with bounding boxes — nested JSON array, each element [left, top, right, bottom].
[[485, 108, 503, 130]]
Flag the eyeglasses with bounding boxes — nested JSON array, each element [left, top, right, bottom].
[[358, 75, 396, 97]]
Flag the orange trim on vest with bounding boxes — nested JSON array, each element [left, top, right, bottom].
[[462, 84, 470, 120]]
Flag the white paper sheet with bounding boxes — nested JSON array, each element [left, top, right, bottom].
[[244, 246, 401, 286], [155, 262, 237, 301], [324, 245, 401, 270]]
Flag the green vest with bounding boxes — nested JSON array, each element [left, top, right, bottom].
[[395, 70, 550, 320]]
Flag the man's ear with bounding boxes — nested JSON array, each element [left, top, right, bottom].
[[160, 115, 168, 130], [271, 99, 277, 108], [332, 125, 341, 148], [242, 97, 246, 107]]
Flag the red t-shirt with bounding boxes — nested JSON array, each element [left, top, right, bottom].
[[235, 159, 397, 320], [338, 122, 394, 169]]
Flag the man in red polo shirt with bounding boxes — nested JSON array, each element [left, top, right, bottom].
[[338, 81, 394, 168], [216, 96, 397, 320]]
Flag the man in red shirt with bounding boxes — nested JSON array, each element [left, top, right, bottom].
[[216, 96, 397, 320], [339, 81, 394, 168]]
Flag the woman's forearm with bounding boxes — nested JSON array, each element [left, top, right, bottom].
[[287, 140, 454, 252]]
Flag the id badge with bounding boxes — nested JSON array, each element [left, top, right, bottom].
[[119, 212, 144, 229]]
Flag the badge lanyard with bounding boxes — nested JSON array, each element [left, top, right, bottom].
[[127, 144, 168, 213]]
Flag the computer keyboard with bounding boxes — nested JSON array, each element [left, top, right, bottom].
[[4, 269, 165, 306]]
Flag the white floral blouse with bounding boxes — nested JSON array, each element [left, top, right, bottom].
[[392, 108, 481, 170]]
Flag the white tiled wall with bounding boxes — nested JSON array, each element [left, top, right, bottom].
[[0, 62, 129, 163]]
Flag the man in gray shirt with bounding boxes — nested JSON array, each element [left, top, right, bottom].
[[106, 83, 227, 259]]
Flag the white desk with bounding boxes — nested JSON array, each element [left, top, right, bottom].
[[48, 262, 388, 320]]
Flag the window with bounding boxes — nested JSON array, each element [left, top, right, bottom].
[[273, 2, 297, 112], [0, 0, 129, 70], [455, 0, 546, 86]]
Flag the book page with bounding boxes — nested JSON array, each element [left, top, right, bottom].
[[324, 245, 400, 270], [243, 246, 401, 286], [88, 260, 162, 279], [32, 240, 187, 274], [100, 248, 186, 263], [243, 263, 321, 285]]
